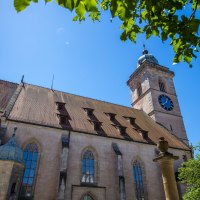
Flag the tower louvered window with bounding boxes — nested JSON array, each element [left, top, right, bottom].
[[133, 161, 145, 200], [19, 143, 39, 199], [81, 150, 95, 184]]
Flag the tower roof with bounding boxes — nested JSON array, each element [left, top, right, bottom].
[[137, 48, 159, 68], [0, 128, 24, 164]]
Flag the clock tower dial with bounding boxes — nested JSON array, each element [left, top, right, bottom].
[[158, 95, 174, 111]]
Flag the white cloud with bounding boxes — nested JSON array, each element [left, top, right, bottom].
[[56, 27, 64, 34]]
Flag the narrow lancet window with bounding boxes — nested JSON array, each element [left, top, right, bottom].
[[159, 80, 166, 92], [19, 143, 39, 198], [137, 83, 142, 97], [82, 150, 95, 184], [133, 161, 145, 200]]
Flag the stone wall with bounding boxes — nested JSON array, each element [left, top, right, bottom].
[[2, 121, 190, 200], [0, 161, 14, 200], [4, 122, 69, 200]]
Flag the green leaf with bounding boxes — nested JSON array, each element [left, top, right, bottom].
[[56, 0, 75, 11], [161, 32, 168, 41], [120, 31, 127, 41], [14, 0, 31, 12], [110, 0, 118, 17], [152, 28, 159, 36], [117, 5, 126, 20], [184, 55, 192, 63], [129, 31, 136, 42], [89, 11, 100, 21], [75, 1, 86, 21], [141, 10, 148, 19], [85, 0, 97, 12]]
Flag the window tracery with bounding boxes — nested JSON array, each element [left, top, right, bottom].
[[81, 150, 95, 184]]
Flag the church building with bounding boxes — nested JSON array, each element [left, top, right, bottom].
[[0, 51, 191, 200]]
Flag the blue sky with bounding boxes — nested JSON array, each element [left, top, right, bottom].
[[0, 1, 199, 148]]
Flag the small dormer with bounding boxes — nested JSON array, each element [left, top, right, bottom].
[[105, 112, 116, 121], [83, 108, 94, 117], [55, 102, 66, 111], [55, 102, 71, 127], [89, 120, 102, 132], [115, 125, 127, 135]]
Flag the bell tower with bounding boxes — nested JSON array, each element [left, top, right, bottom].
[[127, 49, 188, 144]]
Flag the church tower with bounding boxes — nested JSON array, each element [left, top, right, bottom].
[[127, 49, 188, 144]]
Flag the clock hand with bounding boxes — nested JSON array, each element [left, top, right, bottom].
[[163, 98, 167, 105]]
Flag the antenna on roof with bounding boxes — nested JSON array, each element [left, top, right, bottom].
[[51, 74, 54, 90], [21, 75, 24, 83], [21, 75, 25, 87]]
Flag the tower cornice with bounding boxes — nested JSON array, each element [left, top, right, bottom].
[[127, 61, 174, 86]]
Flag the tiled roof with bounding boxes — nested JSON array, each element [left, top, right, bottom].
[[8, 83, 189, 150], [0, 80, 18, 112]]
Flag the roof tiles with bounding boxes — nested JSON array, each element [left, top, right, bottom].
[[7, 83, 189, 150]]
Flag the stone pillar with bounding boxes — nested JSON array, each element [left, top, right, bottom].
[[153, 137, 179, 200], [57, 134, 69, 200], [0, 128, 24, 200], [112, 143, 126, 200]]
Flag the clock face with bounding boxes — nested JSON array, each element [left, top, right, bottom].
[[158, 95, 174, 111]]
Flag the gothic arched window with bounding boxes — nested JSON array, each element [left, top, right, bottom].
[[19, 143, 39, 198], [81, 150, 95, 184], [159, 80, 166, 92], [82, 194, 94, 200], [132, 161, 145, 200]]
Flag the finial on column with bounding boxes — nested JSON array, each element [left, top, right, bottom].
[[142, 44, 148, 55], [157, 137, 169, 153]]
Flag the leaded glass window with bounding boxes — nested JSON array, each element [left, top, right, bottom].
[[19, 143, 39, 198], [133, 161, 145, 200], [81, 150, 95, 183], [82, 194, 94, 200]]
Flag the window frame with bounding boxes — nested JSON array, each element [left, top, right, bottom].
[[80, 148, 98, 185], [132, 159, 148, 200], [19, 141, 40, 200]]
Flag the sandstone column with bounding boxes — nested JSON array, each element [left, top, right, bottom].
[[112, 143, 126, 200], [57, 134, 69, 200], [153, 137, 179, 200]]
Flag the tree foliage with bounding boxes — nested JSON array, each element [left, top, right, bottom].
[[178, 143, 200, 200], [13, 0, 200, 66]]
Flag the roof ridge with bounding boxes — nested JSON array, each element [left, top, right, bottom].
[[0, 79, 19, 86]]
